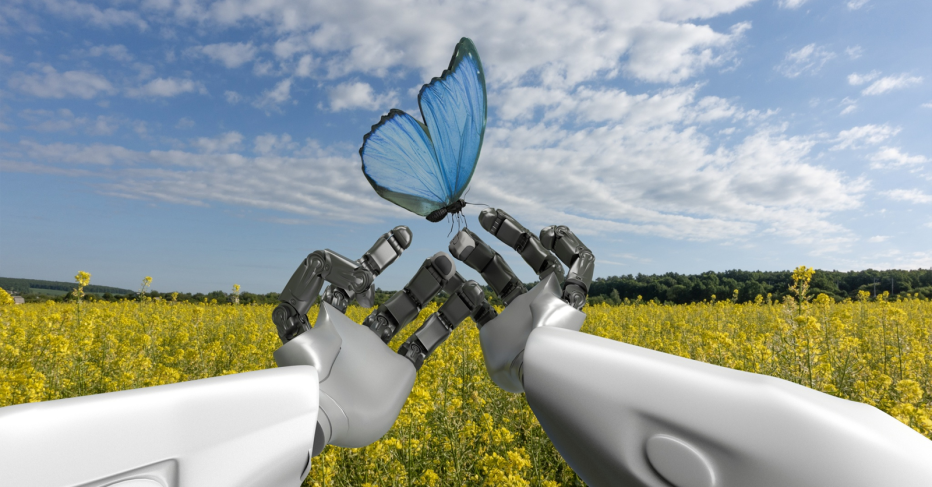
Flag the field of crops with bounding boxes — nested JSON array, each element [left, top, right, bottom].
[[1, 285, 930, 486]]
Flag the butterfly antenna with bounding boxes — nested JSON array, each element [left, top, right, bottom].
[[463, 188, 490, 209]]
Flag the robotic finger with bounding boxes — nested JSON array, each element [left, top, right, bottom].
[[273, 225, 412, 343], [397, 277, 496, 369], [477, 208, 566, 285], [477, 208, 594, 310], [448, 210, 593, 392], [362, 252, 457, 343], [448, 227, 527, 306]]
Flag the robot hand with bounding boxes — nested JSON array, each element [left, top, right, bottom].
[[452, 210, 932, 487], [448, 208, 594, 392], [272, 226, 490, 456]]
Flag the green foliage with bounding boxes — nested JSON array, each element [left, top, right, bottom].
[[0, 277, 133, 297], [587, 268, 932, 305]]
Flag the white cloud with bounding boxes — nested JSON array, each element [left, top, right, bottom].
[[126, 77, 204, 98], [175, 117, 195, 129], [839, 98, 857, 115], [847, 0, 870, 10], [191, 42, 258, 68], [253, 78, 293, 110], [191, 131, 244, 153], [838, 250, 932, 271], [862, 74, 923, 95], [39, 0, 147, 30], [87, 116, 118, 135], [182, 0, 757, 87], [777, 44, 835, 78], [883, 189, 932, 204], [19, 108, 118, 135], [624, 21, 750, 84], [495, 84, 758, 128], [133, 121, 149, 138], [294, 55, 316, 77], [254, 134, 298, 155], [847, 70, 879, 86], [8, 138, 393, 224], [20, 108, 79, 132], [869, 147, 930, 169], [19, 140, 141, 165], [469, 121, 863, 248], [225, 90, 243, 104], [867, 235, 889, 243], [831, 124, 899, 150], [327, 81, 398, 112], [86, 44, 133, 62], [8, 64, 115, 99], [845, 45, 863, 59], [778, 0, 808, 9]]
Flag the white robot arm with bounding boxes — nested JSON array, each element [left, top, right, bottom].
[[451, 209, 932, 487], [0, 226, 489, 486], [0, 366, 321, 487]]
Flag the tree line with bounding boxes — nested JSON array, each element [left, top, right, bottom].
[[8, 268, 930, 306], [585, 268, 932, 305]]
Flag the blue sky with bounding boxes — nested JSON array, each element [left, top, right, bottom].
[[1, 0, 930, 294]]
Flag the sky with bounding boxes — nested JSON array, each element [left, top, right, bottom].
[[1, 0, 930, 294]]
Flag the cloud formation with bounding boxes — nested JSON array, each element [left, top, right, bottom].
[[869, 147, 930, 169], [327, 81, 398, 112], [776, 44, 834, 78], [883, 189, 932, 204], [861, 74, 923, 96], [126, 77, 204, 98], [8, 64, 115, 99], [164, 0, 757, 88], [191, 42, 258, 68]]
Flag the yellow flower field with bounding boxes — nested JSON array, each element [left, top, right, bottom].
[[1, 289, 930, 486]]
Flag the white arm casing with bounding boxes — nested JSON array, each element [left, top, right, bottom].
[[522, 318, 932, 487], [0, 366, 319, 487]]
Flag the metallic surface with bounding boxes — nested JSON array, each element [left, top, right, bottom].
[[449, 228, 526, 305], [477, 273, 585, 392], [539, 225, 593, 310], [364, 252, 455, 342], [276, 228, 411, 341], [478, 208, 566, 283], [295, 303, 417, 449], [0, 367, 319, 487], [522, 326, 932, 487], [274, 305, 344, 382], [398, 280, 488, 369]]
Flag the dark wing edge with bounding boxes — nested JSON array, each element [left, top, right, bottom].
[[359, 108, 447, 217], [359, 108, 431, 161], [416, 37, 487, 201]]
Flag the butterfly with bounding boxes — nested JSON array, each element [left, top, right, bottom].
[[360, 37, 486, 223]]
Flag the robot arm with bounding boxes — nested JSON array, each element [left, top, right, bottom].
[[0, 227, 486, 486], [0, 366, 321, 487], [452, 208, 932, 487], [272, 229, 490, 456]]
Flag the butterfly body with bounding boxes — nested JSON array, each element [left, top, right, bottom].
[[360, 38, 486, 222], [426, 199, 467, 223]]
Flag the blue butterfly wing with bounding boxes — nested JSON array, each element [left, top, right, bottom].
[[360, 38, 486, 218], [360, 109, 449, 217], [418, 38, 487, 202]]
